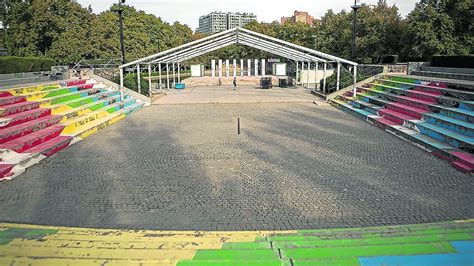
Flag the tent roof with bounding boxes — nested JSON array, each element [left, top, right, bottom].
[[120, 27, 357, 68]]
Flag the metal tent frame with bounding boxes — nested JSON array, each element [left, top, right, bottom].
[[119, 27, 358, 98]]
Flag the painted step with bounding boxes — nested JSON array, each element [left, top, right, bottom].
[[424, 113, 474, 138], [23, 135, 73, 157], [388, 75, 474, 92], [339, 95, 381, 115], [66, 79, 88, 87], [360, 87, 436, 110], [0, 101, 41, 117], [415, 122, 474, 152], [370, 83, 443, 104], [50, 90, 120, 114], [377, 78, 474, 100], [459, 101, 474, 112], [66, 112, 126, 140], [331, 99, 474, 173], [4, 84, 61, 96], [385, 102, 428, 120], [0, 164, 14, 179], [0, 108, 51, 128], [378, 108, 418, 126], [439, 106, 474, 123], [0, 115, 62, 144], [61, 99, 135, 135], [0, 95, 26, 107], [23, 86, 79, 101], [58, 94, 123, 122], [0, 125, 64, 153], [39, 88, 102, 107]]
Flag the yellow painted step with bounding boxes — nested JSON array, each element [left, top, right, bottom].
[[0, 256, 176, 266], [7, 84, 61, 95], [67, 112, 126, 140], [61, 105, 120, 134]]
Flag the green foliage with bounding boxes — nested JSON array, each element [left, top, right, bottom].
[[0, 56, 55, 74], [431, 55, 474, 68], [1, 0, 472, 65], [113, 73, 150, 96]]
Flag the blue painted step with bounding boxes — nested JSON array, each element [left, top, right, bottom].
[[439, 107, 474, 123], [415, 122, 474, 151], [459, 101, 474, 112], [423, 113, 474, 138]]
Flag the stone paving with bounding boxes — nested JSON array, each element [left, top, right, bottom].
[[0, 103, 472, 231], [153, 86, 316, 104]]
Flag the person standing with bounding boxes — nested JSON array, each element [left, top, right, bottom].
[[233, 77, 237, 90]]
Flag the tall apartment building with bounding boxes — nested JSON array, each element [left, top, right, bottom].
[[281, 10, 314, 26], [197, 12, 257, 34]]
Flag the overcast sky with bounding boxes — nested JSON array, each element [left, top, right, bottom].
[[77, 0, 417, 31]]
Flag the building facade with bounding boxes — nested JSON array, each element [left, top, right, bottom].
[[197, 12, 257, 34], [281, 10, 314, 26]]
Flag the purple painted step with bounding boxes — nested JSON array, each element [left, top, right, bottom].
[[0, 115, 62, 144], [378, 109, 417, 125], [0, 101, 41, 117], [0, 125, 64, 153], [24, 135, 72, 157], [0, 108, 52, 129], [0, 95, 26, 107]]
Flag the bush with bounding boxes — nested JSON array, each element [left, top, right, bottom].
[[0, 56, 56, 74], [381, 55, 399, 64], [113, 73, 150, 96], [430, 55, 474, 68]]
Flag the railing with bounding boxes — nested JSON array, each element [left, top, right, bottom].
[[321, 64, 384, 95]]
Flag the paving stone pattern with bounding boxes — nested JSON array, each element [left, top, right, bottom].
[[0, 103, 472, 230]]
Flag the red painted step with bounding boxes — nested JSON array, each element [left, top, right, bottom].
[[78, 83, 94, 89], [385, 102, 428, 120], [378, 108, 417, 125], [0, 91, 14, 97], [0, 164, 14, 178], [406, 90, 439, 103], [0, 101, 41, 117], [452, 161, 474, 174], [0, 125, 64, 153], [0, 115, 62, 144], [66, 80, 87, 87], [24, 136, 72, 157], [0, 108, 52, 129], [0, 95, 26, 107]]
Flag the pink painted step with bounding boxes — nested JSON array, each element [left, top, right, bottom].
[[385, 102, 428, 120], [0, 95, 26, 107], [0, 115, 62, 144], [0, 91, 13, 97], [0, 125, 64, 153], [378, 108, 417, 125], [0, 164, 14, 179], [0, 108, 52, 129], [394, 95, 434, 110], [66, 80, 87, 87], [406, 90, 440, 103], [452, 161, 474, 174], [78, 83, 94, 89], [24, 136, 72, 157], [0, 101, 41, 117]]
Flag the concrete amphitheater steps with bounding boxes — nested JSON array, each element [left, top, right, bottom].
[[0, 220, 472, 265], [0, 79, 144, 180], [331, 75, 474, 173]]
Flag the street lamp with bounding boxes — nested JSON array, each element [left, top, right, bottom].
[[114, 0, 126, 64], [351, 0, 361, 62]]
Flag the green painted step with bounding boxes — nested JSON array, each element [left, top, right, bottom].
[[222, 241, 270, 250], [177, 260, 286, 266], [271, 233, 473, 248], [291, 258, 360, 266], [192, 249, 280, 261], [279, 242, 456, 259]]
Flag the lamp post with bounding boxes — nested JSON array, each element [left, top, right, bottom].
[[116, 0, 126, 64], [351, 0, 361, 62]]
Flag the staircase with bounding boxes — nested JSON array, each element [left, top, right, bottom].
[[330, 75, 474, 173], [0, 79, 144, 180]]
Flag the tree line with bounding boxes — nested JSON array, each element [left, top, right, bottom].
[[0, 0, 472, 65]]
